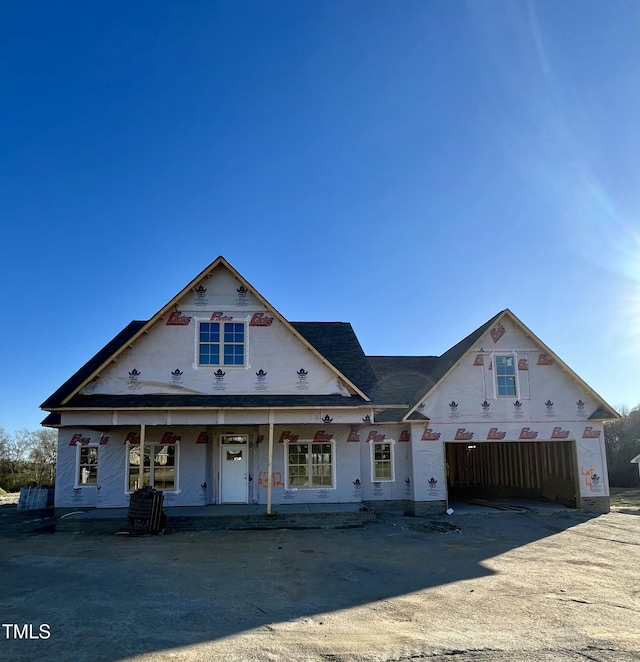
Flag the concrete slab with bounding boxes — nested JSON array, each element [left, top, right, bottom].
[[54, 502, 373, 533], [57, 501, 364, 520], [447, 498, 575, 515]]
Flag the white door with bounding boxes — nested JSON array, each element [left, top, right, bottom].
[[220, 441, 248, 503]]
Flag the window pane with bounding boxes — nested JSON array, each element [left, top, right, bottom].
[[128, 445, 141, 490], [288, 441, 333, 489], [496, 355, 515, 375], [154, 467, 175, 490], [200, 345, 220, 365], [221, 435, 248, 444], [153, 445, 175, 493], [375, 463, 392, 479], [495, 356, 516, 396], [289, 443, 310, 487], [497, 376, 516, 396], [79, 445, 99, 484], [201, 323, 220, 342], [223, 343, 244, 365], [223, 345, 244, 365], [373, 443, 393, 480], [224, 323, 244, 342], [289, 465, 309, 487], [80, 447, 97, 464]]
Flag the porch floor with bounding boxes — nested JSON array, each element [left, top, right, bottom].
[[56, 502, 376, 534]]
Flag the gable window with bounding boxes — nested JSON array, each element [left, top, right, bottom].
[[287, 442, 334, 489], [128, 444, 178, 492], [371, 442, 394, 482], [76, 446, 98, 486], [199, 322, 245, 366], [495, 355, 517, 397]]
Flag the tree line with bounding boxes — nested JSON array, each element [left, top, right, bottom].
[[604, 406, 640, 488], [0, 427, 57, 492]]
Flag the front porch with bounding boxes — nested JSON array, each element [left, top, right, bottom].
[[55, 502, 376, 534]]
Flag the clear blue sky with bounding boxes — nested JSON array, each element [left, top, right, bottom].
[[1, 0, 638, 434]]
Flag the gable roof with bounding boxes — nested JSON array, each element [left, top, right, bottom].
[[402, 308, 619, 422], [42, 257, 370, 409]]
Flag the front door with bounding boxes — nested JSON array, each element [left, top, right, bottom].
[[220, 435, 248, 503]]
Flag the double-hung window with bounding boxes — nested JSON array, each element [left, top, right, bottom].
[[371, 442, 394, 481], [76, 446, 98, 486], [495, 354, 517, 397], [128, 444, 178, 491], [287, 442, 334, 489], [199, 322, 245, 366]]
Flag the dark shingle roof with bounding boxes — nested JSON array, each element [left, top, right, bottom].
[[291, 322, 378, 393], [40, 321, 147, 409], [363, 313, 505, 420], [589, 406, 618, 420], [367, 356, 439, 404], [425, 311, 504, 395], [58, 393, 369, 409]]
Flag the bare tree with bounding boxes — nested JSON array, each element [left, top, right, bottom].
[[0, 427, 10, 491], [29, 429, 57, 485], [0, 428, 58, 491], [0, 427, 9, 458]]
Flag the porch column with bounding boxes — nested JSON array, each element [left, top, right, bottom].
[[138, 424, 146, 489], [266, 413, 274, 514]]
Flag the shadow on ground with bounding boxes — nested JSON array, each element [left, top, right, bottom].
[[0, 503, 625, 661]]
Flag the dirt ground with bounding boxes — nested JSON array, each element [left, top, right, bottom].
[[0, 498, 638, 662]]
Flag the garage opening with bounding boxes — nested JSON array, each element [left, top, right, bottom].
[[445, 440, 578, 508]]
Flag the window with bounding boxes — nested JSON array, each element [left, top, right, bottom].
[[221, 435, 248, 444], [372, 442, 394, 481], [128, 444, 177, 491], [199, 321, 245, 366], [495, 355, 517, 397], [287, 442, 334, 488], [76, 446, 98, 486]]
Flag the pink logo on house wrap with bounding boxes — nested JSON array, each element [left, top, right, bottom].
[[490, 324, 505, 343], [249, 312, 273, 326]]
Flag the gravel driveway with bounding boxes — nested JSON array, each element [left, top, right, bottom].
[[0, 503, 638, 661]]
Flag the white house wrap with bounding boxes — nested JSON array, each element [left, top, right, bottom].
[[43, 257, 617, 515]]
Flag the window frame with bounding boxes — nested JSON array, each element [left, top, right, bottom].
[[494, 353, 518, 398], [370, 440, 395, 483], [126, 441, 179, 493], [75, 445, 99, 488], [197, 319, 247, 367], [285, 440, 336, 490]]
